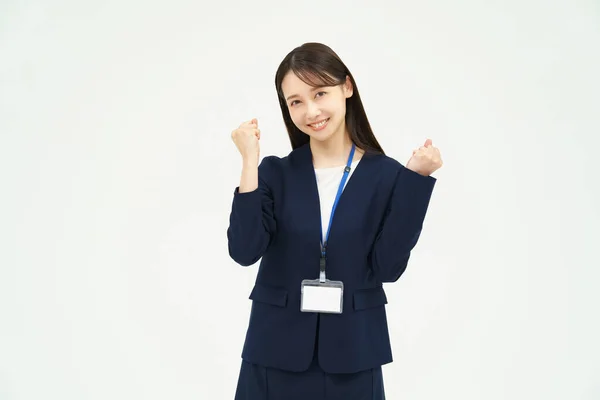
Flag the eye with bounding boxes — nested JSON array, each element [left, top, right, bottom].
[[289, 91, 326, 107]]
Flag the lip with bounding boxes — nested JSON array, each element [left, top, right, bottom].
[[308, 118, 330, 130]]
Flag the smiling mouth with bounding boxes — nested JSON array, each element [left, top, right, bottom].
[[308, 118, 330, 129]]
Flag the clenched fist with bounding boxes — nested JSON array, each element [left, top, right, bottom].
[[406, 139, 443, 176], [231, 118, 261, 164]]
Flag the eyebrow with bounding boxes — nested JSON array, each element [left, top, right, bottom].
[[286, 86, 327, 101]]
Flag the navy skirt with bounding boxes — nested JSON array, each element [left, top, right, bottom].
[[234, 316, 385, 400]]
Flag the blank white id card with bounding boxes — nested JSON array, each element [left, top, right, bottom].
[[300, 279, 344, 314]]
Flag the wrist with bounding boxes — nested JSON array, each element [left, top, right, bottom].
[[242, 157, 259, 169], [407, 166, 429, 177]]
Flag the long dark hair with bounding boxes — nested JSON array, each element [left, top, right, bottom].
[[274, 42, 385, 154]]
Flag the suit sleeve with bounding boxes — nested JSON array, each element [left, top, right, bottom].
[[227, 156, 277, 266], [369, 165, 436, 282]]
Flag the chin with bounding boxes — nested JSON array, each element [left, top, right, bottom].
[[309, 133, 334, 142], [299, 129, 332, 142]]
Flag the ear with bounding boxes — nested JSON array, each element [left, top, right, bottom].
[[343, 75, 354, 98]]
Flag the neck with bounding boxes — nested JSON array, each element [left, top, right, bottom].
[[310, 129, 357, 168]]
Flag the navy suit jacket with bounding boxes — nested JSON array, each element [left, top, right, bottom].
[[227, 143, 436, 374]]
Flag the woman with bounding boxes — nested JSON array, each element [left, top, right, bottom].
[[227, 42, 442, 399]]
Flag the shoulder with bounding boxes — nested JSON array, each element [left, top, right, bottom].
[[362, 150, 407, 175], [258, 149, 296, 171], [260, 143, 309, 171], [257, 155, 282, 184], [257, 146, 302, 185]]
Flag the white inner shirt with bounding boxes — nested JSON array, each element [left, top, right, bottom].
[[314, 159, 361, 240]]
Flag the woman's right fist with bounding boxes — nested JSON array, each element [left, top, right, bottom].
[[231, 118, 260, 163]]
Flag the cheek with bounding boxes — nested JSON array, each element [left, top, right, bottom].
[[322, 98, 342, 114], [289, 109, 304, 125], [334, 99, 346, 114]]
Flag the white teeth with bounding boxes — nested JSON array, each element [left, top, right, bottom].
[[311, 118, 329, 128]]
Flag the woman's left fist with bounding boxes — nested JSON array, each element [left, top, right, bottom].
[[406, 139, 443, 176]]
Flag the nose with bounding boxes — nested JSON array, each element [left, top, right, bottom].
[[306, 101, 321, 120]]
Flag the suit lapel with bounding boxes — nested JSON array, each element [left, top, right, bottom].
[[292, 144, 323, 248], [325, 150, 375, 242]]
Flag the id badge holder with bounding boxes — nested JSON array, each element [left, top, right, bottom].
[[300, 279, 344, 314]]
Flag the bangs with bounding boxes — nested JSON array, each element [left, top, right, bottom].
[[291, 65, 343, 88]]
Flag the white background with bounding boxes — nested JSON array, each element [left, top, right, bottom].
[[1, 0, 599, 399]]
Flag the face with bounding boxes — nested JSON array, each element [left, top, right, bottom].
[[281, 71, 353, 143]]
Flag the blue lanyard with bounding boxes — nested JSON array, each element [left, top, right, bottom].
[[319, 143, 356, 282]]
